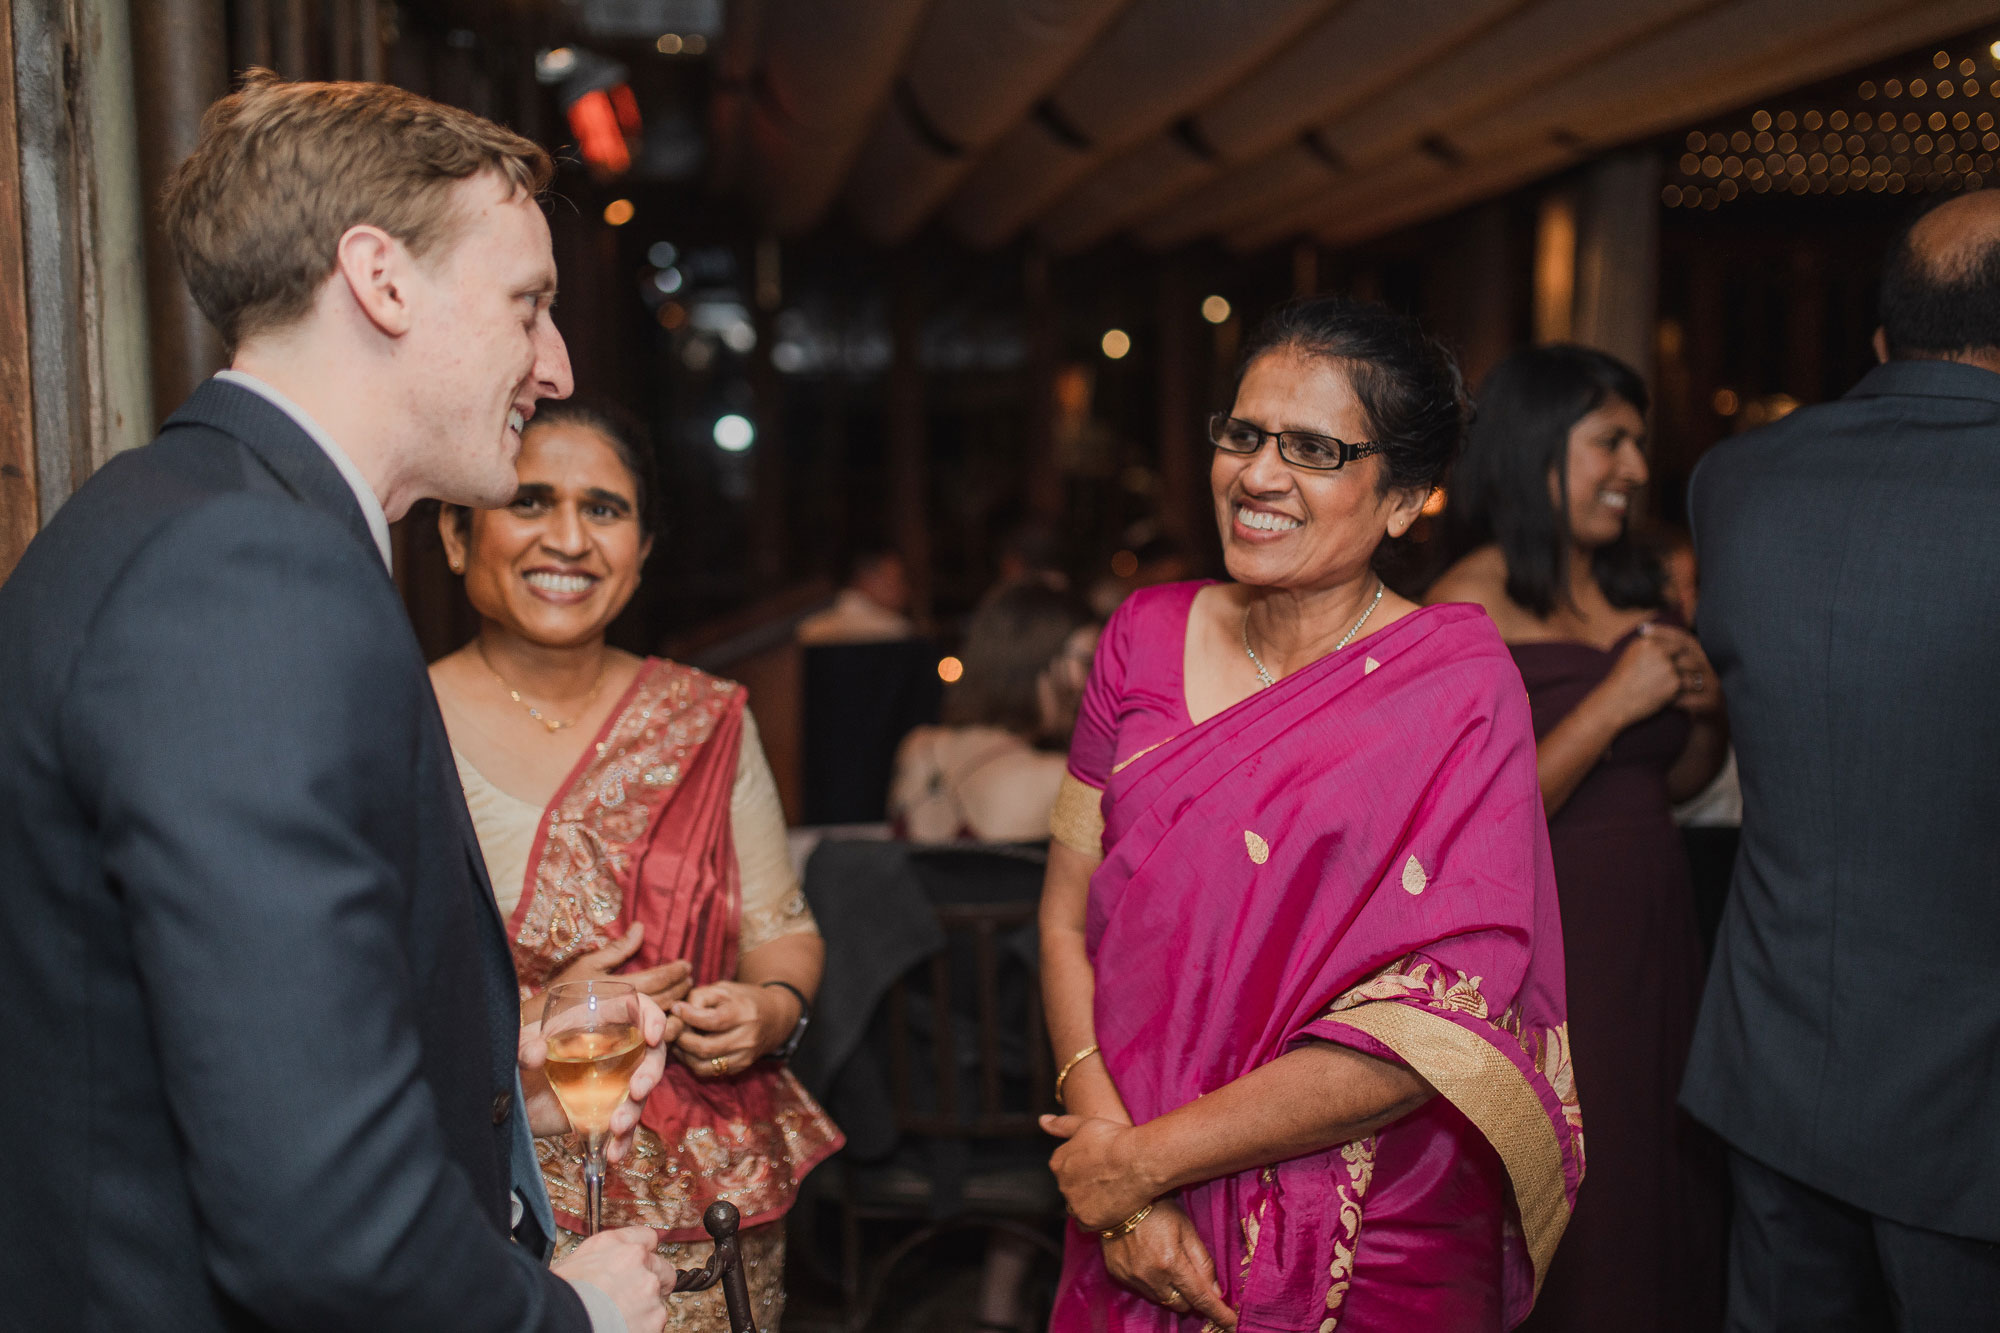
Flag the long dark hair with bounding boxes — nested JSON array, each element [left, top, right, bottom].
[[1447, 343, 1663, 618]]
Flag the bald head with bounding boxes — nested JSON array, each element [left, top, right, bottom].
[[1905, 190, 2000, 278], [1880, 189, 2000, 362]]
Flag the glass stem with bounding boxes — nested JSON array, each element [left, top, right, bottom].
[[583, 1143, 606, 1236]]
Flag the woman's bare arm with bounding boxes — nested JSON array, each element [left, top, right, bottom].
[[736, 931, 824, 1044], [1041, 838, 1237, 1325], [1666, 712, 1729, 803], [1038, 839, 1131, 1125], [1044, 1041, 1431, 1229], [1535, 684, 1640, 815]]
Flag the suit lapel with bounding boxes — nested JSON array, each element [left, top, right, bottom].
[[163, 378, 381, 566], [175, 378, 523, 1021]]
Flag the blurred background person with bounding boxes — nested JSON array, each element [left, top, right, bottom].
[[1430, 344, 1727, 1332], [883, 578, 1098, 1333], [1041, 298, 1581, 1330], [797, 548, 917, 645], [431, 401, 843, 1331], [1683, 190, 2000, 1329], [996, 521, 1071, 591], [889, 580, 1099, 845]]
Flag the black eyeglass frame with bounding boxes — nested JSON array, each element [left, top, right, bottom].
[[1207, 412, 1385, 472]]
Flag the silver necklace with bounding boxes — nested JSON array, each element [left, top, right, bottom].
[[1241, 580, 1385, 689]]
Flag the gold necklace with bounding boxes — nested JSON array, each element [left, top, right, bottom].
[[477, 643, 608, 733], [1242, 580, 1384, 689]]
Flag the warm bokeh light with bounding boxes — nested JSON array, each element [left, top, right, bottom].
[[656, 33, 683, 54], [937, 657, 964, 684], [1101, 328, 1131, 359], [603, 198, 635, 226], [1421, 487, 1447, 516], [569, 90, 633, 175], [657, 302, 686, 330], [1110, 549, 1139, 578], [1201, 295, 1231, 323], [1712, 388, 1741, 416]]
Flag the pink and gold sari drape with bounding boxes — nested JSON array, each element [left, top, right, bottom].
[[508, 659, 841, 1241], [1051, 602, 1580, 1331]]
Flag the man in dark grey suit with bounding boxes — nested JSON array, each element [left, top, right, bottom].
[[0, 76, 676, 1331], [1683, 190, 2000, 1329]]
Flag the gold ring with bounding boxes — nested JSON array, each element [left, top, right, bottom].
[[710, 1056, 729, 1076]]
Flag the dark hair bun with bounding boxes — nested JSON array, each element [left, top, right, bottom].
[[1237, 295, 1469, 494]]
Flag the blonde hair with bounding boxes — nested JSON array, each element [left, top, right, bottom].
[[160, 70, 553, 348]]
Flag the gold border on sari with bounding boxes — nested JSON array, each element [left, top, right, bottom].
[[1325, 1001, 1570, 1296], [1049, 773, 1105, 858]]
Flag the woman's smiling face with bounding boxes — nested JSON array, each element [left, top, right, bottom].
[[1556, 395, 1648, 549], [447, 421, 652, 649], [1211, 347, 1421, 592]]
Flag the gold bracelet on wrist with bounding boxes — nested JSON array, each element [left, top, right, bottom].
[[1054, 1043, 1100, 1109], [1097, 1201, 1154, 1241]]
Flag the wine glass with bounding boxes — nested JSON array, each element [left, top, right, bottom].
[[541, 979, 646, 1236]]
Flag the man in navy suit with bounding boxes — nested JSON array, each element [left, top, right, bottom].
[[1684, 190, 2000, 1328], [0, 74, 675, 1332]]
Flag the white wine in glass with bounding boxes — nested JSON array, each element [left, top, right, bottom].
[[542, 979, 645, 1235]]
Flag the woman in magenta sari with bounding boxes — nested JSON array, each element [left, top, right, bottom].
[[430, 402, 842, 1331], [1038, 298, 1583, 1332]]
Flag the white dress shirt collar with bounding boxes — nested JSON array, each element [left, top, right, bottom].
[[213, 369, 393, 573]]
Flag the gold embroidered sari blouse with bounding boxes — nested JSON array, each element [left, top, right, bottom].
[[454, 709, 815, 952]]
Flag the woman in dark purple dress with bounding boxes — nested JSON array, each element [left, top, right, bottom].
[[1429, 344, 1728, 1332]]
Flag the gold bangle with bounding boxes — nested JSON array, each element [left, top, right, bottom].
[[1098, 1201, 1154, 1241], [1054, 1044, 1100, 1109]]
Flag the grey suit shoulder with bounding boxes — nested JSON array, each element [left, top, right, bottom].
[[1682, 358, 2000, 1244]]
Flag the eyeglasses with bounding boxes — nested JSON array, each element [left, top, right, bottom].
[[1208, 413, 1384, 472]]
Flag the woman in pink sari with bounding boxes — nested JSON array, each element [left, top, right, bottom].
[[430, 402, 842, 1331], [1039, 298, 1582, 1332]]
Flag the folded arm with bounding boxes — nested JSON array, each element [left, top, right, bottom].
[[1043, 1041, 1433, 1230]]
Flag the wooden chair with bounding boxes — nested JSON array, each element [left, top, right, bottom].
[[828, 846, 1064, 1330]]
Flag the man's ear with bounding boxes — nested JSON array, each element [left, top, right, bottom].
[[1872, 326, 1890, 364], [334, 224, 414, 338]]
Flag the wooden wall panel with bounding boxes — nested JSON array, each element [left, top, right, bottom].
[[0, 0, 35, 580]]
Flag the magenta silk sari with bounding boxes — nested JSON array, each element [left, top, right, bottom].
[[1049, 585, 1581, 1333]]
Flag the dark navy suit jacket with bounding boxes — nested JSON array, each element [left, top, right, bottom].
[[1682, 358, 2000, 1242], [0, 379, 590, 1329]]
